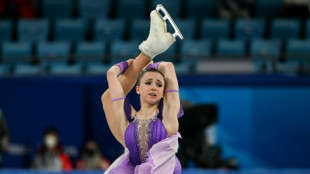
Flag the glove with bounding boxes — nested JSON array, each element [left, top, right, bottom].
[[139, 10, 176, 59], [114, 61, 128, 75], [145, 61, 161, 70]]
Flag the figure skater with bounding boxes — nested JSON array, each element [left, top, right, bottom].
[[101, 10, 183, 174]]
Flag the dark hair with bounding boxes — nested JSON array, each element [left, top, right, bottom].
[[136, 68, 166, 87], [43, 126, 59, 136]]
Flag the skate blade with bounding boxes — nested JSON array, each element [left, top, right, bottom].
[[156, 4, 184, 40]]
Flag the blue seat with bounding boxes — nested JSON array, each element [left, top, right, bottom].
[[117, 0, 146, 19], [270, 19, 301, 40], [78, 0, 111, 20], [130, 19, 149, 41], [155, 44, 177, 62], [285, 39, 310, 72], [75, 42, 106, 64], [54, 19, 87, 42], [250, 39, 282, 72], [0, 64, 11, 76], [180, 40, 211, 62], [255, 0, 285, 17], [151, 0, 182, 17], [110, 41, 140, 63], [14, 64, 45, 75], [174, 62, 194, 74], [49, 64, 82, 75], [94, 19, 125, 42], [42, 0, 73, 19], [0, 21, 13, 43], [215, 40, 247, 57], [85, 64, 110, 74], [167, 18, 196, 40], [201, 19, 231, 40], [234, 19, 265, 40], [250, 39, 282, 59], [37, 42, 71, 65], [1, 42, 33, 64], [18, 19, 49, 43], [306, 19, 310, 38], [186, 0, 216, 18]]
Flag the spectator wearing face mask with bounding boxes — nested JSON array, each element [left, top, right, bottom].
[[0, 109, 10, 168], [76, 140, 110, 170], [32, 127, 72, 171]]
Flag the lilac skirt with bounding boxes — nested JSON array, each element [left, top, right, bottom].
[[104, 133, 181, 174]]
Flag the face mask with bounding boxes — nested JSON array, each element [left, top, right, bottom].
[[45, 135, 57, 149], [85, 149, 95, 156]]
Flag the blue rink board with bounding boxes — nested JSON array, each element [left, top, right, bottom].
[[1, 74, 310, 168]]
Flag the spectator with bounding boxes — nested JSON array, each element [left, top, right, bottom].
[[283, 0, 310, 18], [0, 109, 10, 168], [32, 127, 72, 171], [218, 0, 255, 18], [0, 0, 36, 19], [76, 140, 110, 170]]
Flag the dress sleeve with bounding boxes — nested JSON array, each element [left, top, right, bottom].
[[158, 99, 184, 119], [123, 97, 134, 122]]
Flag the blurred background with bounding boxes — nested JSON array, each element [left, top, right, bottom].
[[0, 0, 310, 174]]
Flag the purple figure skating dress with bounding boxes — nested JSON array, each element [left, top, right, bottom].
[[105, 98, 184, 174]]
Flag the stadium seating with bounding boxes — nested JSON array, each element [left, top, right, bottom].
[[180, 39, 212, 62], [78, 0, 111, 20], [155, 44, 177, 62], [1, 42, 33, 64], [37, 41, 71, 65], [85, 64, 111, 74], [234, 19, 266, 40], [284, 39, 310, 73], [215, 40, 247, 57], [167, 18, 197, 40], [75, 42, 106, 64], [94, 19, 125, 42], [129, 19, 149, 41], [186, 0, 216, 18], [13, 64, 45, 75], [110, 40, 140, 63], [270, 19, 301, 40], [174, 62, 195, 74], [306, 19, 310, 38], [49, 64, 83, 75], [0, 0, 309, 76], [151, 0, 182, 17], [117, 0, 147, 19], [250, 39, 282, 72], [255, 0, 285, 18], [0, 64, 11, 75], [17, 19, 49, 43], [0, 21, 12, 43], [200, 19, 231, 40], [54, 19, 87, 42], [42, 0, 73, 19]]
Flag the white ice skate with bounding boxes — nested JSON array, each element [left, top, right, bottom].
[[156, 4, 184, 40]]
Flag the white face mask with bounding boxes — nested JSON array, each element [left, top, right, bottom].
[[45, 135, 57, 149]]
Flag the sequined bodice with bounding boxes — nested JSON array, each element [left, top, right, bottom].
[[132, 113, 158, 162], [124, 112, 168, 165]]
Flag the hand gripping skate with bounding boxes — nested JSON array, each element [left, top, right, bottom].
[[156, 4, 184, 40]]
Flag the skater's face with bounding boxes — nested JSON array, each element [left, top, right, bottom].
[[136, 71, 165, 105]]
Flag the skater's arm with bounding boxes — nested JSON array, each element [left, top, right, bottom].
[[159, 62, 180, 137], [102, 54, 150, 146]]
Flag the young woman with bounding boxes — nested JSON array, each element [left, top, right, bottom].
[[101, 10, 183, 174]]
